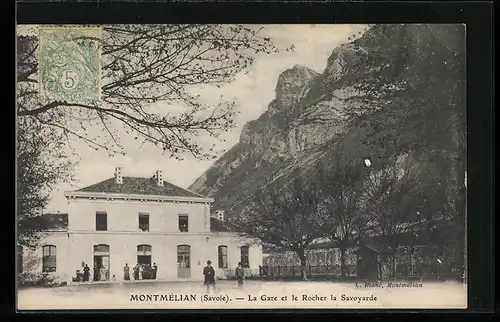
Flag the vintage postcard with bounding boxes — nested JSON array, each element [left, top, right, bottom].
[[16, 24, 467, 310]]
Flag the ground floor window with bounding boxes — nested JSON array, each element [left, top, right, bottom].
[[42, 245, 57, 272], [177, 245, 191, 278], [240, 246, 249, 268], [218, 245, 228, 269]]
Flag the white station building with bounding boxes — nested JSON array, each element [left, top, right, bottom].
[[18, 167, 262, 283]]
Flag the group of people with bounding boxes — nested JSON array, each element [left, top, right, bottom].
[[77, 262, 159, 282], [123, 263, 158, 280], [79, 260, 246, 289], [79, 263, 107, 282], [203, 260, 246, 293]]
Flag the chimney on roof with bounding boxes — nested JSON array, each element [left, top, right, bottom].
[[114, 167, 123, 184], [216, 209, 225, 221], [155, 170, 164, 187]]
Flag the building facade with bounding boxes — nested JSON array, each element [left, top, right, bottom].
[[19, 168, 262, 283]]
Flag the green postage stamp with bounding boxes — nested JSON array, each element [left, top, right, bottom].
[[38, 26, 101, 104]]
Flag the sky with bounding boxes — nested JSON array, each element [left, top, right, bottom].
[[18, 24, 368, 212]]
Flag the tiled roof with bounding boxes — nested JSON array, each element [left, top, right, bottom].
[[210, 217, 231, 233], [353, 243, 392, 255], [75, 177, 208, 199]]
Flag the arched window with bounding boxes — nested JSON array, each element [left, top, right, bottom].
[[137, 244, 152, 266], [177, 245, 191, 278], [137, 244, 152, 254], [93, 244, 110, 281], [177, 245, 191, 265], [240, 246, 249, 268], [93, 244, 110, 255], [218, 245, 228, 269], [42, 245, 57, 272]]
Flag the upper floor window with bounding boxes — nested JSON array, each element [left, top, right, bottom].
[[240, 246, 249, 268], [96, 212, 107, 231], [139, 213, 149, 231], [42, 245, 57, 272], [178, 215, 188, 232], [218, 245, 228, 269]]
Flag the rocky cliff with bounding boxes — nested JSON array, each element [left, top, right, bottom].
[[189, 24, 466, 218]]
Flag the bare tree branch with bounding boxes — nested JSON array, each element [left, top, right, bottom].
[[17, 25, 290, 160], [231, 169, 324, 280]]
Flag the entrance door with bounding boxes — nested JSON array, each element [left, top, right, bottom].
[[137, 245, 152, 266], [93, 244, 110, 281], [177, 245, 191, 278], [93, 255, 110, 281], [358, 252, 379, 280], [137, 255, 151, 266]]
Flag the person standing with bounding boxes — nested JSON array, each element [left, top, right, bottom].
[[124, 263, 130, 281], [100, 265, 106, 281], [139, 264, 144, 280], [83, 264, 90, 282], [152, 263, 158, 280], [133, 265, 139, 280], [203, 260, 216, 293], [235, 262, 245, 288]]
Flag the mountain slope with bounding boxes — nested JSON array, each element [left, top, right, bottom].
[[189, 24, 466, 219]]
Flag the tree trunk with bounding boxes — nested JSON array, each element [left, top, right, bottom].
[[297, 248, 308, 281], [455, 227, 465, 281], [340, 247, 347, 277], [392, 249, 397, 279], [409, 244, 414, 277]]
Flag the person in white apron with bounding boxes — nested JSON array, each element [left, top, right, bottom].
[[100, 266, 106, 281]]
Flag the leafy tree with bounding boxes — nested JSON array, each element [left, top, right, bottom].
[[232, 169, 324, 280], [359, 156, 424, 278], [340, 24, 465, 278], [17, 117, 74, 248], [406, 153, 466, 277], [17, 25, 286, 159], [316, 154, 372, 277]]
